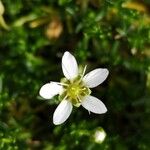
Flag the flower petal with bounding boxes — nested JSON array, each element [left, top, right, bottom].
[[62, 51, 78, 80], [81, 95, 107, 114], [53, 100, 72, 125], [39, 82, 63, 99], [83, 68, 109, 88]]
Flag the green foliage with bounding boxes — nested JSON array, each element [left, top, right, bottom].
[[0, 0, 150, 149]]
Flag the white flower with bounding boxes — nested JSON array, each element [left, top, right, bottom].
[[39, 51, 109, 125], [93, 127, 106, 144]]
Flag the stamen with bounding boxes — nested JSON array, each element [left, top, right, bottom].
[[62, 95, 68, 101], [80, 88, 86, 91], [77, 95, 82, 103], [51, 81, 69, 87], [79, 65, 87, 82]]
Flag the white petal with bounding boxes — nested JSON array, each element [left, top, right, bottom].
[[39, 82, 63, 99], [83, 68, 109, 88], [53, 100, 72, 125], [62, 51, 78, 80], [81, 95, 107, 114]]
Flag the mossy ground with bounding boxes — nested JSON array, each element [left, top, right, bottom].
[[0, 0, 150, 149]]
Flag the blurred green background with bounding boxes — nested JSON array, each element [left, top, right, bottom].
[[0, 0, 150, 149]]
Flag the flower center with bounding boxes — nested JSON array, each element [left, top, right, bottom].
[[60, 76, 91, 107], [67, 83, 81, 99]]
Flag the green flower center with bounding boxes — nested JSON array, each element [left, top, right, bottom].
[[60, 76, 91, 107]]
